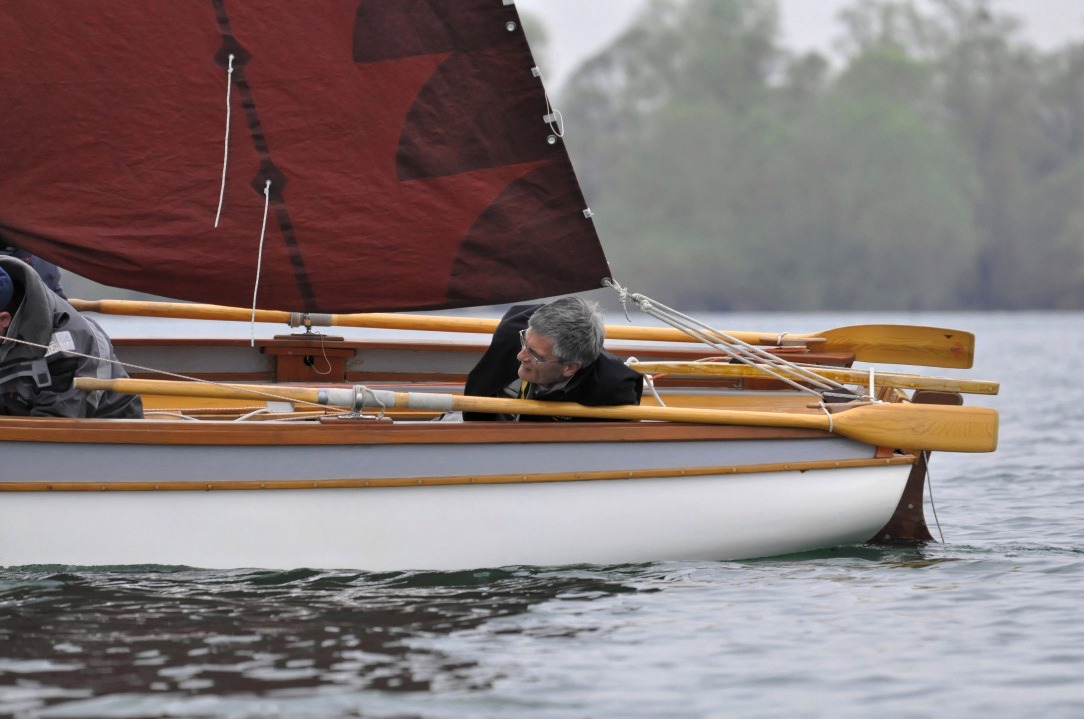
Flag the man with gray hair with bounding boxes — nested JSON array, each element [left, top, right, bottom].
[[463, 296, 643, 421]]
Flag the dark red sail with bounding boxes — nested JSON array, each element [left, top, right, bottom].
[[0, 1, 609, 313]]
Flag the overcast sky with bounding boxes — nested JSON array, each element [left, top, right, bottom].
[[515, 0, 1084, 89]]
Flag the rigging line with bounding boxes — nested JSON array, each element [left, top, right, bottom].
[[0, 334, 334, 413], [646, 303, 841, 390], [604, 279, 856, 398], [529, 63, 564, 139], [214, 53, 235, 228], [604, 278, 856, 397], [924, 451, 946, 543], [626, 299, 839, 394], [250, 179, 272, 347]]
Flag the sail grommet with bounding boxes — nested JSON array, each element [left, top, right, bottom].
[[547, 135, 557, 145], [505, 21, 517, 32]]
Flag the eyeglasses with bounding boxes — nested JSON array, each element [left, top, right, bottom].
[[518, 329, 564, 365]]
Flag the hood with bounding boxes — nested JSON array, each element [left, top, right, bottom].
[[0, 255, 57, 348]]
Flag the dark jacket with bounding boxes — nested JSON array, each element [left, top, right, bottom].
[[463, 304, 643, 421], [0, 257, 142, 418]]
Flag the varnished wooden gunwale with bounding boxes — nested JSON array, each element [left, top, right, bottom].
[[0, 454, 914, 492], [0, 416, 834, 446]]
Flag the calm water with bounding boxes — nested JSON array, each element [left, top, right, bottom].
[[2, 311, 1081, 719]]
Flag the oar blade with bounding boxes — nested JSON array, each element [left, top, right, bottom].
[[834, 402, 998, 453], [821, 325, 975, 369]]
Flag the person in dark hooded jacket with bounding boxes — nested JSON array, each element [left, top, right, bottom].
[[463, 297, 643, 421], [0, 257, 141, 418], [1, 242, 66, 298]]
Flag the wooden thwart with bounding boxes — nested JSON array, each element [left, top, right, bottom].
[[75, 378, 998, 453], [70, 299, 975, 369], [627, 361, 999, 394]]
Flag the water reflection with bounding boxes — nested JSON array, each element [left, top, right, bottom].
[[0, 565, 646, 716]]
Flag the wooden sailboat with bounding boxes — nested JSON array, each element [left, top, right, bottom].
[[0, 1, 996, 570]]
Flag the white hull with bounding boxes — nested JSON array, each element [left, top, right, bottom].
[[0, 417, 913, 569], [0, 465, 910, 571]]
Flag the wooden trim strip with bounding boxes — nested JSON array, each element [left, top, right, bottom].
[[0, 417, 832, 446], [0, 455, 914, 492]]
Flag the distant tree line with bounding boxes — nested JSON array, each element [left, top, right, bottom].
[[553, 0, 1084, 310]]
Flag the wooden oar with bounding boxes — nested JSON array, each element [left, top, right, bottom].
[[627, 361, 999, 395], [75, 378, 998, 453], [70, 299, 976, 369]]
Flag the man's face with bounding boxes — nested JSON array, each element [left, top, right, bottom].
[[0, 311, 10, 337], [516, 328, 579, 386]]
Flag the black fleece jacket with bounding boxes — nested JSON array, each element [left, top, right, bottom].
[[462, 304, 643, 421]]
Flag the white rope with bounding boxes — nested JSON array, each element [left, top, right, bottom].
[[357, 385, 387, 418], [214, 53, 235, 228], [923, 451, 946, 543], [605, 278, 862, 400], [625, 357, 666, 407], [817, 402, 834, 433], [310, 332, 333, 376], [250, 179, 271, 346], [544, 92, 564, 138]]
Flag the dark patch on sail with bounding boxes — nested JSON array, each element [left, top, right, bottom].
[[446, 162, 609, 305], [353, 0, 516, 64], [396, 50, 549, 181], [212, 1, 316, 311]]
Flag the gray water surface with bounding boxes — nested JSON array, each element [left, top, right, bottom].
[[2, 311, 1081, 719]]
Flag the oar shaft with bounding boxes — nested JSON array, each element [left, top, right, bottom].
[[70, 299, 756, 343], [71, 299, 293, 324], [75, 378, 997, 453], [69, 298, 973, 367], [75, 377, 823, 428]]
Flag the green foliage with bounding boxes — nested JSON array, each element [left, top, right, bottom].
[[559, 0, 1084, 309]]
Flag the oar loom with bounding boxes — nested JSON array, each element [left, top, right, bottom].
[[70, 299, 976, 369], [75, 378, 999, 453]]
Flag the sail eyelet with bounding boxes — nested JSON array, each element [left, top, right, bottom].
[[505, 21, 517, 32]]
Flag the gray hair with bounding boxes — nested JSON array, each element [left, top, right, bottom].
[[528, 296, 605, 365]]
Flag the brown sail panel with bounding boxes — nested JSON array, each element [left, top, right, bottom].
[[0, 0, 608, 313]]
